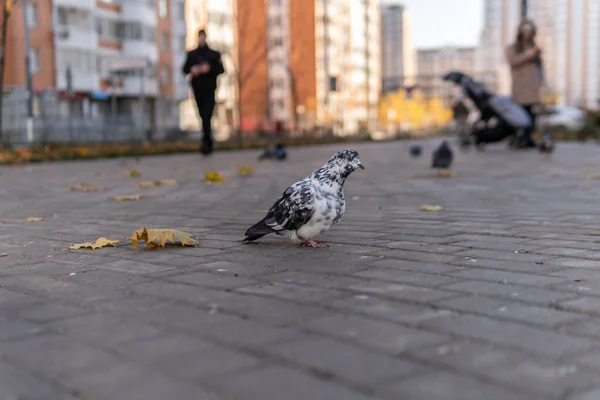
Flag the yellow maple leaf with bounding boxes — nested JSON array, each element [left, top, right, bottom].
[[238, 166, 254, 175], [71, 183, 105, 192], [204, 171, 226, 184], [136, 178, 177, 188], [68, 237, 120, 250], [161, 178, 177, 186], [420, 204, 443, 212], [124, 169, 141, 178], [130, 228, 198, 249], [111, 194, 144, 201], [26, 217, 47, 222], [136, 180, 161, 188]]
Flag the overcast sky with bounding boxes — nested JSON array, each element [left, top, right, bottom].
[[382, 0, 483, 49]]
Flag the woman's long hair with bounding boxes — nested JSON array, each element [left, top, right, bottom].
[[515, 19, 537, 53]]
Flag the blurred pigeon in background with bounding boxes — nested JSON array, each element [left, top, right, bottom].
[[538, 133, 555, 158], [410, 144, 422, 157], [259, 144, 287, 161], [432, 141, 453, 173]]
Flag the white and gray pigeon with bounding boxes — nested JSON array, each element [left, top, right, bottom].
[[243, 149, 364, 248]]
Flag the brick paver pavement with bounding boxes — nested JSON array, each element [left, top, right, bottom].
[[1, 139, 600, 399]]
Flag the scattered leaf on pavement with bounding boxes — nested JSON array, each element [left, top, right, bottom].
[[136, 178, 177, 188], [438, 171, 455, 178], [68, 237, 120, 250], [420, 204, 443, 212], [130, 227, 198, 249], [238, 166, 254, 175], [71, 183, 105, 192], [205, 171, 226, 184], [124, 169, 141, 178], [111, 194, 144, 201], [26, 217, 47, 222]]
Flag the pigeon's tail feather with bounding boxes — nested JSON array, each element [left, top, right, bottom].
[[243, 218, 275, 242]]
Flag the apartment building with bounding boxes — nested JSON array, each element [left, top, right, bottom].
[[381, 3, 416, 94], [179, 0, 237, 139], [477, 0, 600, 109], [237, 0, 380, 135], [3, 0, 188, 128]]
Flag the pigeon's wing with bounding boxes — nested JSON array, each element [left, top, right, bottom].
[[264, 180, 315, 232]]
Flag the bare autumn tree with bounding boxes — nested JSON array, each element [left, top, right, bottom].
[[0, 0, 18, 140]]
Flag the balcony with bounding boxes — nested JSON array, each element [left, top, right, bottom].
[[56, 70, 100, 93], [55, 25, 96, 50], [106, 76, 158, 97], [119, 1, 157, 27], [121, 40, 158, 64], [54, 0, 95, 9]]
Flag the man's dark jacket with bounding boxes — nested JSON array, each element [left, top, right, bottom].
[[182, 45, 225, 91]]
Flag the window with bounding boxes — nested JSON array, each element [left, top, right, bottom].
[[161, 33, 169, 50], [161, 67, 170, 85], [30, 48, 41, 73], [159, 0, 168, 18], [26, 3, 39, 28], [57, 7, 68, 25]]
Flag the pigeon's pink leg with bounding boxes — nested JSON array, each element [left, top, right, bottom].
[[301, 240, 328, 248]]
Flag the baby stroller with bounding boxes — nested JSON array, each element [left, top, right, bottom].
[[443, 71, 532, 149]]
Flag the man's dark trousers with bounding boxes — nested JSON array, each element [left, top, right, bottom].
[[193, 88, 216, 153]]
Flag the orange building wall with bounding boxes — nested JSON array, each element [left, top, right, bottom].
[[290, 0, 316, 119], [236, 0, 268, 131], [157, 0, 173, 98], [3, 0, 56, 89]]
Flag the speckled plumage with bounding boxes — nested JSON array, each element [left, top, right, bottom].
[[243, 149, 364, 246]]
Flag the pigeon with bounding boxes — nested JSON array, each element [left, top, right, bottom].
[[244, 149, 364, 248], [258, 144, 287, 161], [538, 133, 555, 157], [409, 144, 422, 157], [432, 141, 453, 173]]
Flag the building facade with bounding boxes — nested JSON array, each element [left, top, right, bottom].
[[381, 3, 416, 94], [3, 0, 188, 138], [236, 0, 380, 135], [477, 0, 600, 109], [416, 47, 481, 100]]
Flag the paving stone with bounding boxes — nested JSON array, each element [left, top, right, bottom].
[[48, 313, 164, 346], [439, 280, 576, 305], [66, 362, 221, 400], [0, 334, 121, 380], [267, 336, 425, 385], [435, 295, 585, 328], [213, 365, 380, 400], [447, 268, 569, 287], [558, 297, 600, 316], [383, 370, 532, 400], [165, 270, 259, 289], [0, 360, 66, 399], [352, 268, 460, 288], [422, 314, 595, 358], [303, 314, 449, 354]]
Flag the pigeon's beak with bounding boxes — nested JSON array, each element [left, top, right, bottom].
[[358, 163, 365, 170]]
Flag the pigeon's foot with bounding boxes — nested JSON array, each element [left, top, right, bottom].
[[301, 240, 328, 248]]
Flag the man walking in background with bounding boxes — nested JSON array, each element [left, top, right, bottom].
[[182, 29, 225, 155]]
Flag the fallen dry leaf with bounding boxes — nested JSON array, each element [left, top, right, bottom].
[[68, 237, 120, 250], [238, 166, 254, 176], [71, 183, 105, 192], [438, 171, 455, 178], [26, 217, 47, 222], [124, 169, 141, 178], [205, 171, 226, 184], [130, 228, 198, 249], [420, 204, 443, 212], [136, 178, 177, 188], [111, 194, 144, 201]]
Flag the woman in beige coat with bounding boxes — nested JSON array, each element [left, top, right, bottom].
[[505, 20, 543, 148]]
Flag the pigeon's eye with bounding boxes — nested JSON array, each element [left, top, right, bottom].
[[348, 155, 354, 162]]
